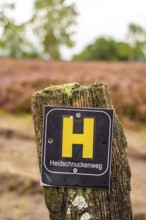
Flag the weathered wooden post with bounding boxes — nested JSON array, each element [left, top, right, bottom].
[[31, 83, 133, 220]]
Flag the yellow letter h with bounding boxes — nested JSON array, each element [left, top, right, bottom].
[[62, 117, 94, 158]]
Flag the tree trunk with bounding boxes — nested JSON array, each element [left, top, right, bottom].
[[31, 83, 133, 220]]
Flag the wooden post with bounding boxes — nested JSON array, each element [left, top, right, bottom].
[[31, 83, 133, 220]]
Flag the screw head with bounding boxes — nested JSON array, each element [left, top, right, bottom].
[[73, 168, 78, 173], [76, 113, 81, 118], [48, 138, 53, 143]]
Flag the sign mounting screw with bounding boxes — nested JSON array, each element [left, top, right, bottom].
[[76, 113, 81, 118], [48, 138, 53, 143], [73, 168, 78, 173]]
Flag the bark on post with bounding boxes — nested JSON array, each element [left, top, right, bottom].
[[31, 83, 133, 220]]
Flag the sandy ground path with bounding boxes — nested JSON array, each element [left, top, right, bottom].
[[126, 129, 146, 218], [0, 115, 49, 220]]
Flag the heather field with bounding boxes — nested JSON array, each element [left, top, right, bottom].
[[0, 59, 146, 124], [0, 59, 146, 219]]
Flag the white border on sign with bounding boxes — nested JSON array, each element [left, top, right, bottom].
[[43, 107, 113, 177]]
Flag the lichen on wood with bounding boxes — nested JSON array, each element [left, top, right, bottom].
[[31, 82, 133, 220]]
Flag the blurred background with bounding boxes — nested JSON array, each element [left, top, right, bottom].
[[0, 0, 146, 219]]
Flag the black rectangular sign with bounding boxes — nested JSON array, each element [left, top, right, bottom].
[[41, 106, 114, 189]]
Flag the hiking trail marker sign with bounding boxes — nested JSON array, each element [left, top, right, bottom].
[[41, 106, 114, 189]]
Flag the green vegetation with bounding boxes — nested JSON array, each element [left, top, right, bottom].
[[1, 2, 146, 61], [73, 37, 131, 61], [31, 0, 77, 60], [73, 23, 146, 61], [0, 3, 40, 58], [0, 1, 78, 59]]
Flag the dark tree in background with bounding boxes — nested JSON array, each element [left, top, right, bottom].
[[73, 37, 131, 61], [126, 23, 146, 61], [73, 23, 146, 61], [31, 0, 78, 60]]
